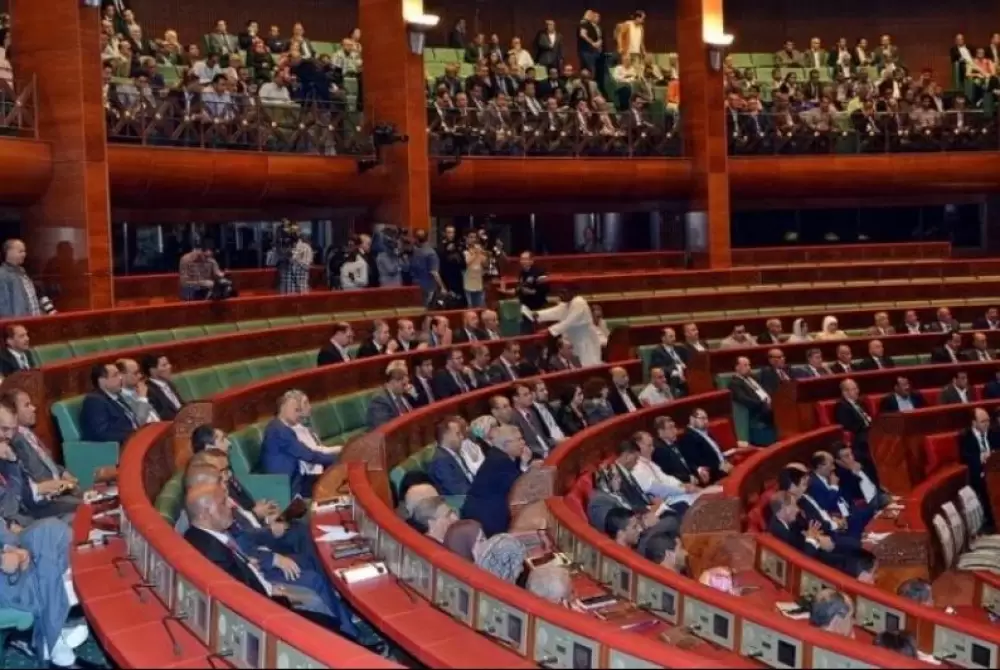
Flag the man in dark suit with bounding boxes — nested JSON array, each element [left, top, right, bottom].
[[828, 345, 855, 375], [356, 320, 393, 359], [729, 357, 776, 446], [453, 311, 485, 344], [316, 322, 353, 367], [392, 319, 419, 353], [758, 348, 793, 397], [259, 392, 337, 498], [142, 353, 184, 420], [769, 490, 841, 566], [533, 20, 563, 70], [365, 367, 412, 430], [5, 390, 81, 498], [927, 307, 961, 334], [897, 309, 925, 335], [652, 416, 699, 486], [973, 308, 1000, 331], [0, 324, 36, 377], [856, 339, 895, 372], [80, 363, 139, 444], [432, 348, 474, 400], [511, 382, 553, 459], [964, 331, 995, 362], [426, 416, 475, 496], [756, 319, 784, 346], [878, 376, 927, 413], [960, 408, 997, 531], [409, 355, 437, 408], [930, 332, 963, 364], [678, 408, 732, 484], [681, 322, 709, 355], [648, 327, 690, 396], [833, 442, 887, 509], [833, 379, 872, 438], [461, 424, 530, 536], [607, 366, 641, 415], [941, 371, 972, 405], [464, 33, 487, 64], [547, 336, 582, 371], [794, 348, 830, 379], [467, 344, 492, 389], [805, 451, 876, 539], [488, 341, 521, 384]]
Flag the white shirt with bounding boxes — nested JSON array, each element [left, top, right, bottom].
[[974, 429, 991, 468], [511, 49, 534, 69], [259, 82, 293, 104], [958, 45, 973, 62], [198, 526, 272, 596], [459, 439, 485, 475], [149, 378, 182, 410], [742, 376, 771, 403], [231, 497, 262, 529], [191, 60, 221, 84], [293, 423, 338, 475], [950, 385, 969, 404], [638, 383, 672, 407], [7, 348, 29, 370], [631, 457, 695, 508], [662, 346, 686, 378], [855, 469, 878, 504], [817, 475, 851, 517]]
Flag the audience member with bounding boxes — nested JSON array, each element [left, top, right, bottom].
[[896, 578, 934, 606], [758, 348, 793, 396], [930, 332, 963, 364], [116, 357, 161, 425], [6, 390, 81, 502], [461, 424, 530, 537], [0, 240, 44, 318], [638, 366, 674, 406], [960, 407, 998, 531], [809, 589, 853, 636], [829, 344, 854, 374], [141, 354, 184, 420], [260, 391, 336, 498], [474, 533, 526, 584], [719, 324, 756, 349], [0, 325, 36, 376], [607, 366, 641, 414], [556, 384, 589, 436], [965, 331, 995, 362], [857, 339, 895, 371], [678, 408, 732, 484], [316, 322, 354, 366], [648, 327, 689, 396], [427, 416, 475, 496], [581, 377, 614, 424], [941, 370, 972, 405], [877, 376, 926, 413], [643, 531, 687, 573], [816, 316, 847, 341], [526, 565, 575, 605], [432, 348, 473, 399], [357, 320, 395, 358], [410, 495, 458, 542], [80, 363, 139, 444], [489, 340, 522, 383], [729, 356, 776, 445], [442, 518, 486, 561]]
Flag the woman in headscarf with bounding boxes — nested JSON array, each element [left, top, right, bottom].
[[815, 315, 847, 341], [556, 384, 589, 437], [443, 519, 486, 561], [462, 416, 496, 475], [474, 533, 527, 584], [786, 318, 813, 343]]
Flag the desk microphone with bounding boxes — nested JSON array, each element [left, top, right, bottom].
[[160, 611, 187, 657]]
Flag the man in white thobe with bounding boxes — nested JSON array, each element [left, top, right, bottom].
[[533, 288, 602, 368]]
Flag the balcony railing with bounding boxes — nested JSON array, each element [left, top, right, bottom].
[[0, 77, 38, 139], [428, 106, 682, 158], [728, 110, 1000, 155], [106, 86, 374, 156]]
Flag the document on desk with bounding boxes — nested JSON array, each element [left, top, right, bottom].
[[316, 525, 359, 543]]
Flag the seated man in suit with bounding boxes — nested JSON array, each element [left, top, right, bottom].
[[356, 319, 396, 358], [510, 381, 555, 459], [316, 322, 353, 366], [867, 312, 895, 337], [960, 407, 997, 532], [941, 370, 972, 405], [930, 331, 963, 364], [833, 378, 872, 439], [729, 356, 776, 445], [973, 307, 1000, 331], [719, 324, 757, 349], [480, 310, 502, 341], [756, 319, 785, 346], [530, 379, 565, 444], [606, 366, 641, 415], [260, 391, 337, 498], [410, 495, 459, 542], [117, 357, 162, 425], [409, 355, 437, 407], [758, 348, 793, 396], [0, 324, 36, 377], [141, 354, 184, 420], [985, 370, 1000, 400], [80, 362, 140, 444], [804, 451, 875, 540], [461, 424, 531, 537], [856, 339, 895, 371], [795, 348, 830, 379], [828, 345, 855, 375], [547, 336, 582, 371], [638, 366, 674, 407], [678, 408, 733, 484], [681, 322, 709, 354], [602, 507, 644, 549], [630, 431, 700, 517], [427, 416, 476, 496], [653, 416, 701, 486], [453, 310, 486, 344], [648, 327, 689, 396], [927, 306, 960, 333], [488, 340, 521, 384], [431, 347, 474, 400], [965, 331, 995, 362], [643, 532, 688, 574], [365, 365, 413, 430], [467, 344, 493, 388], [878, 376, 927, 414], [392, 319, 419, 352], [769, 490, 850, 573], [833, 442, 888, 509], [5, 390, 81, 502], [425, 315, 452, 349]]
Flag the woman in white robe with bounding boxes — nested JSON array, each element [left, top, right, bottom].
[[534, 291, 603, 367]]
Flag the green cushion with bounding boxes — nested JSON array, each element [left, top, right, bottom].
[[154, 471, 186, 525], [32, 343, 72, 365], [237, 319, 270, 332], [714, 373, 736, 389], [638, 345, 656, 380], [68, 337, 107, 357], [300, 314, 332, 325], [247, 357, 282, 381], [214, 362, 253, 389], [731, 399, 750, 443], [137, 330, 175, 346], [203, 323, 238, 336], [170, 375, 196, 403], [103, 334, 140, 351], [51, 396, 85, 442], [311, 401, 344, 442], [497, 299, 522, 337], [389, 445, 437, 496], [896, 355, 920, 367], [277, 352, 314, 373], [336, 393, 370, 432], [0, 608, 33, 631], [266, 317, 298, 328], [63, 439, 119, 490], [230, 425, 264, 474], [171, 326, 207, 340], [174, 369, 223, 401]]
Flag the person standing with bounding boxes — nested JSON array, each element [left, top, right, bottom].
[[0, 239, 43, 318], [463, 232, 487, 307], [410, 230, 445, 306], [533, 286, 602, 368], [280, 232, 313, 295]]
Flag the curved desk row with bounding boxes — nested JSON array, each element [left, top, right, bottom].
[[113, 267, 328, 306], [0, 286, 422, 346]]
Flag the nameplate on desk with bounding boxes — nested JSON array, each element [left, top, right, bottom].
[[572, 541, 599, 579], [607, 650, 661, 669], [982, 583, 1000, 614], [275, 640, 324, 669], [682, 596, 735, 650], [401, 550, 433, 598], [856, 596, 904, 634], [554, 521, 575, 556], [635, 575, 679, 624], [377, 532, 402, 575], [741, 620, 801, 669], [600, 558, 633, 599], [147, 547, 175, 609], [811, 647, 878, 669], [335, 561, 387, 585], [476, 593, 527, 655], [533, 619, 599, 669], [798, 571, 834, 600], [313, 497, 351, 515], [933, 625, 997, 669], [175, 575, 210, 643], [434, 571, 474, 625], [217, 603, 265, 669], [758, 547, 788, 587]]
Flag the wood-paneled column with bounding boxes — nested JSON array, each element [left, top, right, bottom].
[[11, 0, 114, 310], [359, 0, 431, 231], [677, 0, 732, 267]]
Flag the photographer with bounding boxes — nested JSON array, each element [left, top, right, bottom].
[[437, 225, 467, 301], [178, 242, 225, 301], [277, 221, 313, 294], [463, 231, 487, 307], [376, 226, 407, 287], [339, 239, 369, 290]]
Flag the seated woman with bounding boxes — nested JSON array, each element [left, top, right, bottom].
[[474, 533, 527, 585], [0, 518, 87, 668], [556, 384, 589, 437], [786, 318, 813, 343], [816, 315, 847, 341], [581, 377, 614, 425], [443, 519, 487, 561], [461, 416, 493, 476]]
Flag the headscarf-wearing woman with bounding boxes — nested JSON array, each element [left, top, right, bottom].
[[556, 384, 589, 437], [443, 519, 486, 561], [474, 533, 526, 584], [815, 315, 847, 341], [462, 416, 496, 475], [786, 318, 813, 343], [581, 377, 614, 425]]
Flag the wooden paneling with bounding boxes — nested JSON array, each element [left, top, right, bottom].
[[106, 145, 387, 208], [0, 138, 53, 205]]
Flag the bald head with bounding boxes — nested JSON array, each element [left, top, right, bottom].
[[526, 565, 573, 605], [184, 483, 231, 531]]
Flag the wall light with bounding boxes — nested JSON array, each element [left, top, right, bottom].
[[704, 31, 734, 72], [406, 14, 440, 56]]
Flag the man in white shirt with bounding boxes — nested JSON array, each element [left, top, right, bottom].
[[962, 408, 997, 531], [115, 358, 161, 425], [630, 431, 700, 513], [191, 53, 222, 85], [259, 70, 293, 105], [287, 391, 340, 476], [638, 367, 674, 407]]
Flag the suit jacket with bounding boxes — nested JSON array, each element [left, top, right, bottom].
[[461, 446, 522, 537], [206, 32, 240, 56], [806, 474, 850, 516], [984, 380, 1000, 400], [729, 375, 770, 416], [607, 386, 641, 415], [80, 391, 136, 444], [768, 515, 822, 560], [11, 431, 64, 483], [547, 354, 582, 371], [652, 438, 695, 483], [856, 355, 895, 372], [0, 458, 75, 526], [959, 428, 996, 484], [794, 364, 828, 379], [926, 319, 961, 334], [356, 339, 385, 359], [964, 347, 996, 363], [682, 341, 709, 357], [410, 375, 436, 408], [431, 368, 472, 400], [147, 379, 184, 421], [487, 357, 519, 384], [758, 365, 792, 397], [316, 343, 349, 367], [0, 264, 37, 319], [0, 349, 35, 377], [185, 526, 270, 597], [972, 317, 1000, 331], [930, 346, 962, 364], [649, 345, 689, 387], [426, 445, 474, 496], [468, 364, 492, 389], [556, 405, 588, 437], [678, 430, 725, 482], [756, 332, 784, 346], [453, 327, 485, 344], [259, 419, 336, 498], [512, 407, 552, 459], [365, 389, 407, 430], [828, 361, 854, 375], [835, 465, 874, 506], [833, 398, 871, 435], [533, 30, 564, 69], [878, 392, 927, 414], [939, 384, 972, 406]]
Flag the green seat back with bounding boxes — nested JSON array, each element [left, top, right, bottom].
[[32, 343, 72, 365], [300, 314, 332, 325], [0, 608, 33, 631], [230, 425, 264, 473], [389, 445, 437, 496], [497, 299, 522, 337], [137, 330, 175, 346], [154, 471, 186, 525], [237, 319, 270, 332], [103, 334, 140, 351], [277, 352, 314, 373], [268, 317, 299, 328], [171, 326, 207, 340], [203, 323, 238, 336], [214, 362, 253, 389], [311, 400, 344, 442], [336, 393, 370, 433], [51, 396, 85, 442], [174, 369, 223, 401], [247, 357, 282, 381], [68, 337, 107, 357], [731, 399, 750, 442], [638, 345, 656, 380], [714, 373, 735, 390], [896, 355, 920, 367]]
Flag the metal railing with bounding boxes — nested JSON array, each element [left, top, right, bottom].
[[0, 76, 38, 139], [427, 105, 682, 158], [105, 86, 374, 155], [728, 110, 1000, 155]]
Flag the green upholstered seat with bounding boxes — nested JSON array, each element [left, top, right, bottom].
[[137, 330, 176, 346], [311, 400, 344, 442], [276, 351, 314, 373], [389, 444, 437, 497], [497, 299, 522, 337], [175, 368, 223, 401], [68, 337, 107, 357], [154, 471, 186, 525], [364, 309, 396, 319], [103, 333, 140, 351], [203, 323, 238, 336], [268, 317, 300, 328], [31, 343, 72, 365], [214, 362, 253, 389], [229, 425, 265, 476], [171, 326, 207, 340], [246, 357, 282, 381], [51, 396, 85, 442], [336, 393, 371, 433], [236, 319, 270, 331], [51, 395, 119, 489], [638, 345, 656, 379], [300, 314, 332, 324]]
